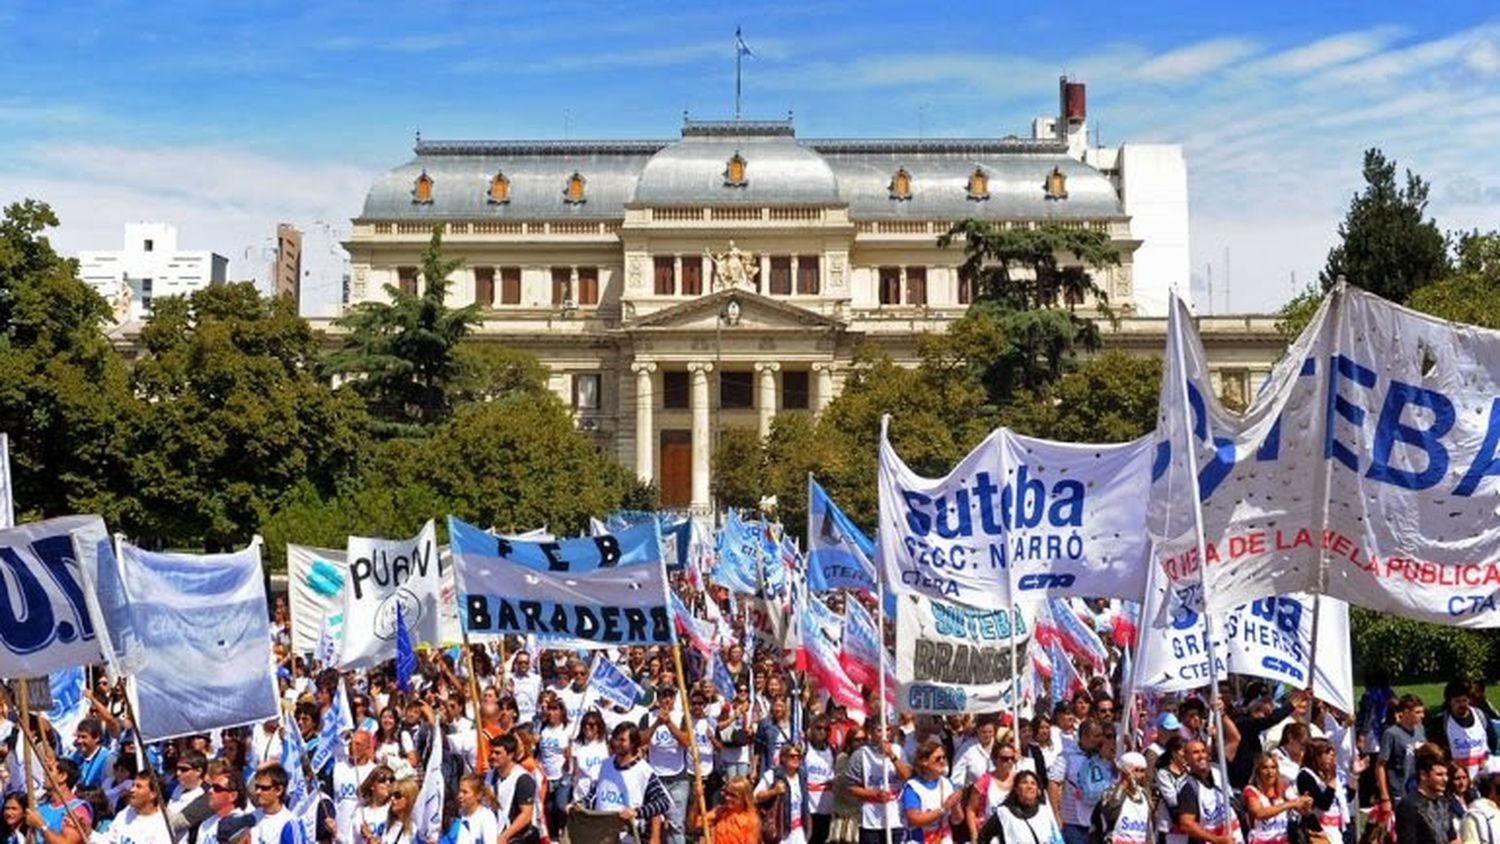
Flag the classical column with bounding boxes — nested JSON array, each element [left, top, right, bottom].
[[631, 361, 657, 484], [812, 362, 835, 414], [755, 361, 780, 437], [688, 362, 714, 511]]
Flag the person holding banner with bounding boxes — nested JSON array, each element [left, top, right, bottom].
[[1242, 755, 1309, 844], [29, 759, 91, 844], [844, 723, 910, 844], [585, 723, 673, 841], [1172, 742, 1240, 844]]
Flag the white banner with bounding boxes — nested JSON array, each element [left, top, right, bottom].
[[1159, 287, 1500, 627], [0, 516, 115, 676], [286, 544, 346, 656], [1132, 587, 1353, 715], [878, 425, 1153, 609], [894, 592, 1029, 714], [340, 520, 443, 668], [117, 538, 279, 741]]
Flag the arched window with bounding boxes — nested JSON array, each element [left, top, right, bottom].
[[966, 167, 989, 201], [488, 171, 511, 204], [412, 171, 434, 204], [724, 152, 748, 187], [564, 172, 586, 204], [1045, 166, 1069, 200], [889, 168, 912, 200]]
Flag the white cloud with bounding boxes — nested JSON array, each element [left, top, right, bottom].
[[1134, 38, 1261, 83], [1317, 24, 1500, 86], [1238, 28, 1401, 76]]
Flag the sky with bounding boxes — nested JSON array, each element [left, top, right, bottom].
[[3, 1, 1499, 316]]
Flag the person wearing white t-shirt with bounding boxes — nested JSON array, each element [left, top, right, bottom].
[[198, 760, 252, 844], [588, 724, 674, 842], [99, 777, 175, 844], [571, 711, 612, 801], [900, 739, 961, 844], [644, 689, 692, 844], [844, 723, 913, 840], [448, 776, 499, 844], [249, 765, 305, 844], [803, 719, 838, 844], [350, 766, 393, 844], [757, 743, 811, 844], [332, 733, 378, 844], [534, 693, 573, 841], [507, 652, 543, 729], [951, 718, 1000, 790], [488, 736, 541, 844]]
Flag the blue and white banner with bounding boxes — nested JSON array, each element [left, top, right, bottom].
[[712, 510, 762, 595], [449, 516, 671, 647], [1159, 288, 1500, 627], [341, 521, 442, 669], [607, 511, 692, 571], [0, 516, 114, 676], [807, 476, 878, 593], [588, 653, 643, 710], [47, 667, 87, 749], [311, 680, 353, 774], [286, 544, 346, 657], [877, 425, 1153, 609], [894, 592, 1029, 714], [712, 652, 737, 700], [117, 537, 279, 742], [802, 596, 864, 717]]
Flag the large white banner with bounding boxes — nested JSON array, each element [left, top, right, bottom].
[[287, 544, 346, 656], [1158, 288, 1500, 627], [0, 516, 114, 676], [1132, 586, 1353, 715], [449, 516, 671, 647], [894, 592, 1030, 714], [341, 520, 443, 668], [117, 538, 280, 741], [878, 426, 1153, 609]]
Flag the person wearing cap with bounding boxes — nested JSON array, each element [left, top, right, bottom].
[[1149, 714, 1184, 764], [1091, 752, 1153, 844]]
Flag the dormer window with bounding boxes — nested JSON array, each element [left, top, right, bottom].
[[1045, 166, 1068, 200], [412, 171, 434, 204], [889, 167, 912, 200], [724, 152, 748, 187], [488, 171, 511, 205], [564, 172, 586, 204], [966, 167, 989, 201]]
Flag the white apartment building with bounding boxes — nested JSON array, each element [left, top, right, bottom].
[[79, 223, 228, 322]]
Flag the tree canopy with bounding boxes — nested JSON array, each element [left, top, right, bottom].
[[1319, 148, 1449, 303]]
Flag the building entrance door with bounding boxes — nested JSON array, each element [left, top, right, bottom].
[[659, 430, 692, 507]]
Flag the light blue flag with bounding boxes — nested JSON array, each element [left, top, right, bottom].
[[115, 538, 278, 741], [47, 668, 87, 749], [712, 652, 737, 701], [712, 510, 760, 594], [587, 653, 643, 710], [807, 476, 878, 593], [281, 711, 308, 799], [311, 681, 352, 774]]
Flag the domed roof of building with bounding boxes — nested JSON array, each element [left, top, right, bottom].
[[630, 120, 841, 207]]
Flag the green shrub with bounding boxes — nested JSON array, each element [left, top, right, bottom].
[[1351, 607, 1491, 682]]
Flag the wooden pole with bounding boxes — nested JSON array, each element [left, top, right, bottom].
[[11, 706, 91, 843], [121, 686, 182, 844], [17, 679, 36, 801], [671, 641, 713, 844]]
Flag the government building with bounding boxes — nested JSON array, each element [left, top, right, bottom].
[[342, 80, 1283, 513]]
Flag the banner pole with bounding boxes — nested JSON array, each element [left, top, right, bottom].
[[16, 679, 35, 801], [11, 697, 90, 843], [1168, 298, 1233, 789], [121, 688, 180, 844], [459, 629, 486, 769], [672, 641, 713, 844], [877, 414, 893, 844]]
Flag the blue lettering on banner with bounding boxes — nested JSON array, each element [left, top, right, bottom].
[[1449, 595, 1498, 617], [1260, 655, 1303, 682], [1018, 573, 1076, 591], [464, 594, 672, 645], [905, 684, 967, 712], [901, 467, 1085, 539], [0, 535, 95, 656]]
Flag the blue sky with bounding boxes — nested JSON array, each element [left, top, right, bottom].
[[3, 1, 1499, 315]]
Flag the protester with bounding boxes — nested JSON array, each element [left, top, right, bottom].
[[249, 765, 302, 844], [1243, 754, 1309, 844], [1396, 747, 1455, 844], [1378, 694, 1427, 811], [1093, 752, 1153, 844], [533, 693, 571, 841], [1, 794, 33, 844], [1173, 741, 1237, 844], [707, 776, 760, 844], [1295, 739, 1347, 844], [97, 765, 173, 844], [587, 722, 673, 840], [900, 739, 961, 844], [351, 765, 393, 844], [758, 741, 812, 844], [967, 737, 1024, 840], [381, 777, 418, 844], [978, 770, 1063, 844], [1444, 682, 1492, 781], [449, 775, 499, 844], [487, 735, 541, 844], [198, 760, 251, 844], [845, 722, 911, 844], [28, 758, 92, 844]]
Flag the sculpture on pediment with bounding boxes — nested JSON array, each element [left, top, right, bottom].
[[706, 240, 759, 291]]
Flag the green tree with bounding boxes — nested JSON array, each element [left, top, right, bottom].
[[327, 228, 481, 434], [129, 283, 369, 549], [1000, 352, 1161, 443], [1405, 231, 1500, 329], [1320, 148, 1449, 303], [0, 200, 137, 523]]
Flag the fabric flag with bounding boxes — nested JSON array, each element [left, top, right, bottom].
[[291, 788, 321, 844], [587, 653, 644, 710], [607, 512, 693, 572], [712, 510, 761, 595], [281, 711, 308, 799], [839, 597, 883, 689], [1029, 638, 1053, 680], [311, 680, 353, 774], [711, 652, 737, 701], [315, 614, 341, 669], [735, 26, 755, 58], [1112, 602, 1140, 649], [0, 515, 116, 676], [877, 423, 1154, 609], [341, 521, 442, 669], [802, 596, 865, 717], [449, 516, 671, 647], [47, 667, 87, 749], [117, 537, 279, 742], [669, 592, 715, 658], [1048, 598, 1108, 673], [807, 476, 878, 593], [1050, 643, 1083, 703], [286, 544, 347, 656], [395, 603, 416, 693]]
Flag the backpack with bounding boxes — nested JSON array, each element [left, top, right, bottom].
[[758, 770, 789, 844]]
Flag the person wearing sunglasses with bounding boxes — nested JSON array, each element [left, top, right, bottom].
[[352, 766, 395, 844], [196, 760, 251, 844], [901, 739, 962, 844], [249, 765, 298, 844], [168, 750, 208, 817], [969, 739, 1025, 842], [381, 779, 421, 844]]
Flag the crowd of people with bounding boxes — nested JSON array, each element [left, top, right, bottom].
[[1, 595, 1499, 844]]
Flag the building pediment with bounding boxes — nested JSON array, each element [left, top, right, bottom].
[[625, 289, 844, 332]]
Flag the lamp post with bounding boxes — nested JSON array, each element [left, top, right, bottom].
[[711, 293, 740, 523]]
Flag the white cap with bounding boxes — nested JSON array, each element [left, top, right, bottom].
[[1119, 751, 1148, 771]]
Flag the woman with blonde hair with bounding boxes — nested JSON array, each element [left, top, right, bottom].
[[1244, 753, 1311, 844], [707, 776, 761, 844], [381, 779, 421, 844], [449, 774, 499, 844], [353, 765, 395, 844]]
